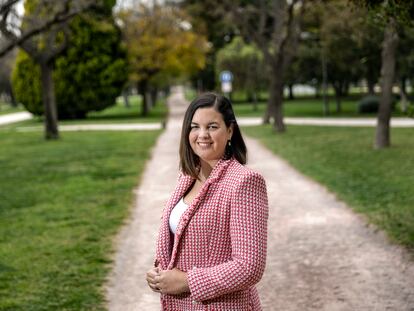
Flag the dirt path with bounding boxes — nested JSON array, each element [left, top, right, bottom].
[[247, 137, 414, 310], [105, 88, 414, 311]]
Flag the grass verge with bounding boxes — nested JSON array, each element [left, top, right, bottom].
[[0, 103, 24, 115], [0, 95, 167, 130], [0, 130, 161, 310], [243, 125, 414, 251], [233, 98, 406, 118], [84, 95, 167, 123]]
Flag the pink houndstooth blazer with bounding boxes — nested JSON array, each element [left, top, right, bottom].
[[155, 157, 269, 310]]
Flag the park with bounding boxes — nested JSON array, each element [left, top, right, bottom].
[[0, 0, 413, 310]]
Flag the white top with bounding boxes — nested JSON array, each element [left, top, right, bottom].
[[169, 197, 189, 234]]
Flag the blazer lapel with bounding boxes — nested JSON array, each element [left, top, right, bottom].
[[157, 173, 194, 269], [167, 158, 233, 269]]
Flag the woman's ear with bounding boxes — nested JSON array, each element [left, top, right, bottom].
[[228, 123, 234, 140]]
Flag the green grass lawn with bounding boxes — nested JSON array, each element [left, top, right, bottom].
[[0, 102, 24, 115], [83, 95, 167, 123], [243, 125, 414, 251], [0, 95, 167, 130], [233, 98, 407, 118], [0, 130, 161, 310]]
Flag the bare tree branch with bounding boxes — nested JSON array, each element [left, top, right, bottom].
[[0, 0, 19, 16], [0, 0, 97, 57]]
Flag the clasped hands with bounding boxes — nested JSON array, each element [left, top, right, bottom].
[[146, 267, 189, 295]]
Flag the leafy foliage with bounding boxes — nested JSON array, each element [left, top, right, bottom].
[[118, 5, 209, 89], [179, 0, 236, 90], [54, 15, 128, 119], [216, 36, 267, 93], [11, 51, 43, 115], [12, 9, 127, 119]]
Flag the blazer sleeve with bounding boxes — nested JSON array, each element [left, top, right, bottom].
[[187, 171, 269, 302]]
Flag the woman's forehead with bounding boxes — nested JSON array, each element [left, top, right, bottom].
[[191, 107, 223, 121]]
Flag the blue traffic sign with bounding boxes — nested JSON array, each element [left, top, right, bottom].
[[219, 71, 233, 83]]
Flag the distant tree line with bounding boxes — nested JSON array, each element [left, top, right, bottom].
[[180, 0, 414, 149], [0, 0, 209, 139]]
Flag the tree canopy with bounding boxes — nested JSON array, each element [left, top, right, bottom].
[[118, 4, 208, 87], [12, 2, 128, 119]]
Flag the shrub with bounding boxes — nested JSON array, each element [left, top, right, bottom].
[[357, 95, 380, 113], [11, 52, 42, 115], [12, 14, 127, 119], [357, 95, 397, 114]]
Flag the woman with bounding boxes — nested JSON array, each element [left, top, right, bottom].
[[146, 92, 268, 310]]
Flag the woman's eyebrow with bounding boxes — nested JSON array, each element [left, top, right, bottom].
[[191, 121, 219, 125]]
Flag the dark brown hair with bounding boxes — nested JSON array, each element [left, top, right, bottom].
[[179, 92, 247, 179]]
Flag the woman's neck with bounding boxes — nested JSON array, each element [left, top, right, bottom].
[[198, 159, 218, 181]]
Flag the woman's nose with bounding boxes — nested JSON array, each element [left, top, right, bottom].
[[199, 127, 210, 137]]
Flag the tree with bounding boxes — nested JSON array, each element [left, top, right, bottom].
[[354, 0, 414, 149], [179, 0, 236, 91], [118, 4, 208, 115], [285, 3, 323, 105], [0, 0, 94, 57], [13, 8, 128, 119], [0, 0, 98, 139], [216, 36, 267, 108], [226, 0, 305, 132], [354, 14, 382, 96], [0, 41, 17, 106], [396, 25, 414, 113], [320, 0, 362, 113]]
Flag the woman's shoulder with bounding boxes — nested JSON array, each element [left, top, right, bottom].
[[226, 158, 265, 182]]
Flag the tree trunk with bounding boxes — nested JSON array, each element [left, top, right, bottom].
[[264, 63, 285, 132], [367, 79, 375, 95], [335, 95, 341, 113], [288, 84, 294, 100], [342, 82, 349, 97], [40, 62, 59, 139], [321, 51, 329, 116], [375, 18, 398, 149], [253, 91, 258, 112], [7, 84, 17, 107], [247, 91, 258, 111], [138, 80, 149, 116], [333, 82, 342, 113], [399, 77, 408, 113], [314, 84, 320, 98], [150, 87, 158, 108], [122, 88, 130, 108]]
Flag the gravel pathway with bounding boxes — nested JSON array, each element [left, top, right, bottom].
[[105, 88, 414, 311]]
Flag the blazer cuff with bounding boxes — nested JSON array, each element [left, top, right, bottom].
[[187, 267, 208, 302]]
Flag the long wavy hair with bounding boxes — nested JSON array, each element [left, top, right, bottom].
[[179, 92, 247, 179]]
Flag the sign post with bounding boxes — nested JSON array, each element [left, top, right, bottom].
[[219, 71, 233, 97]]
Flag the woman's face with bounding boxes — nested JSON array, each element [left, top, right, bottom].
[[189, 107, 233, 165]]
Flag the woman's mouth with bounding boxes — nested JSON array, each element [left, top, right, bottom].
[[197, 142, 212, 148]]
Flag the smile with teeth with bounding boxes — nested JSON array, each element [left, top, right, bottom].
[[197, 142, 212, 148]]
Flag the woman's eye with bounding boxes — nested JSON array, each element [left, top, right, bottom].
[[208, 125, 218, 130]]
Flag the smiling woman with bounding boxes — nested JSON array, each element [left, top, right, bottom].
[[146, 92, 269, 310], [179, 93, 247, 180], [188, 107, 233, 168]]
